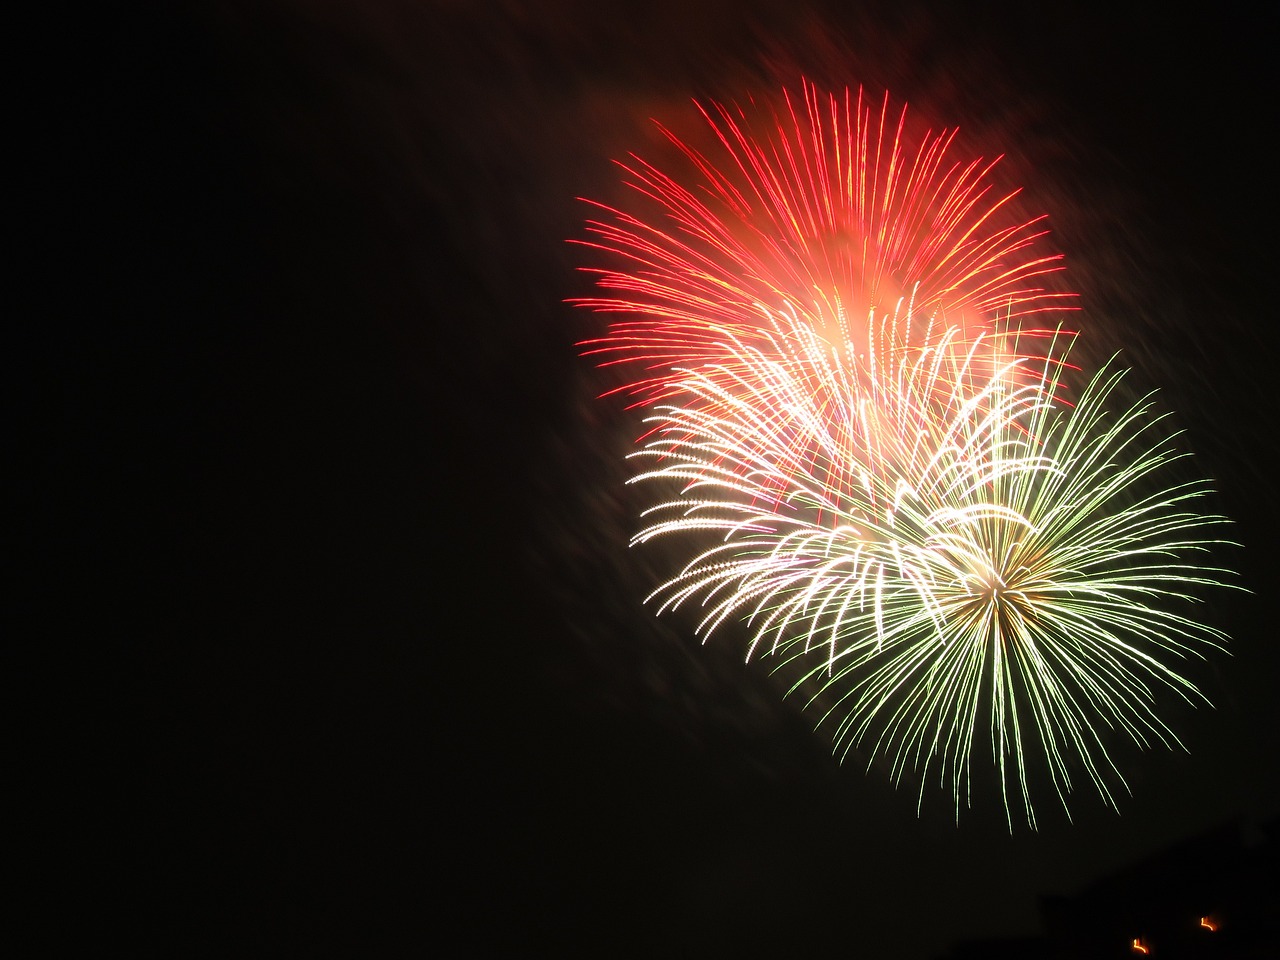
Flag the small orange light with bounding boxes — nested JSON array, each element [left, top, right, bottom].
[[1199, 916, 1217, 931], [1131, 937, 1150, 955]]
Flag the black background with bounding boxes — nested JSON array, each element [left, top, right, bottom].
[[26, 2, 1278, 956]]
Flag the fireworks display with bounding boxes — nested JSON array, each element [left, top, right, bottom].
[[575, 81, 1235, 827]]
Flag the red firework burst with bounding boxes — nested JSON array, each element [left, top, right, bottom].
[[574, 80, 1077, 407]]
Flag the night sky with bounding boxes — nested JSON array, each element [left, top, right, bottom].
[[31, 2, 1278, 956]]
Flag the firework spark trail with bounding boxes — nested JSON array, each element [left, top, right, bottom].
[[575, 81, 1235, 827]]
